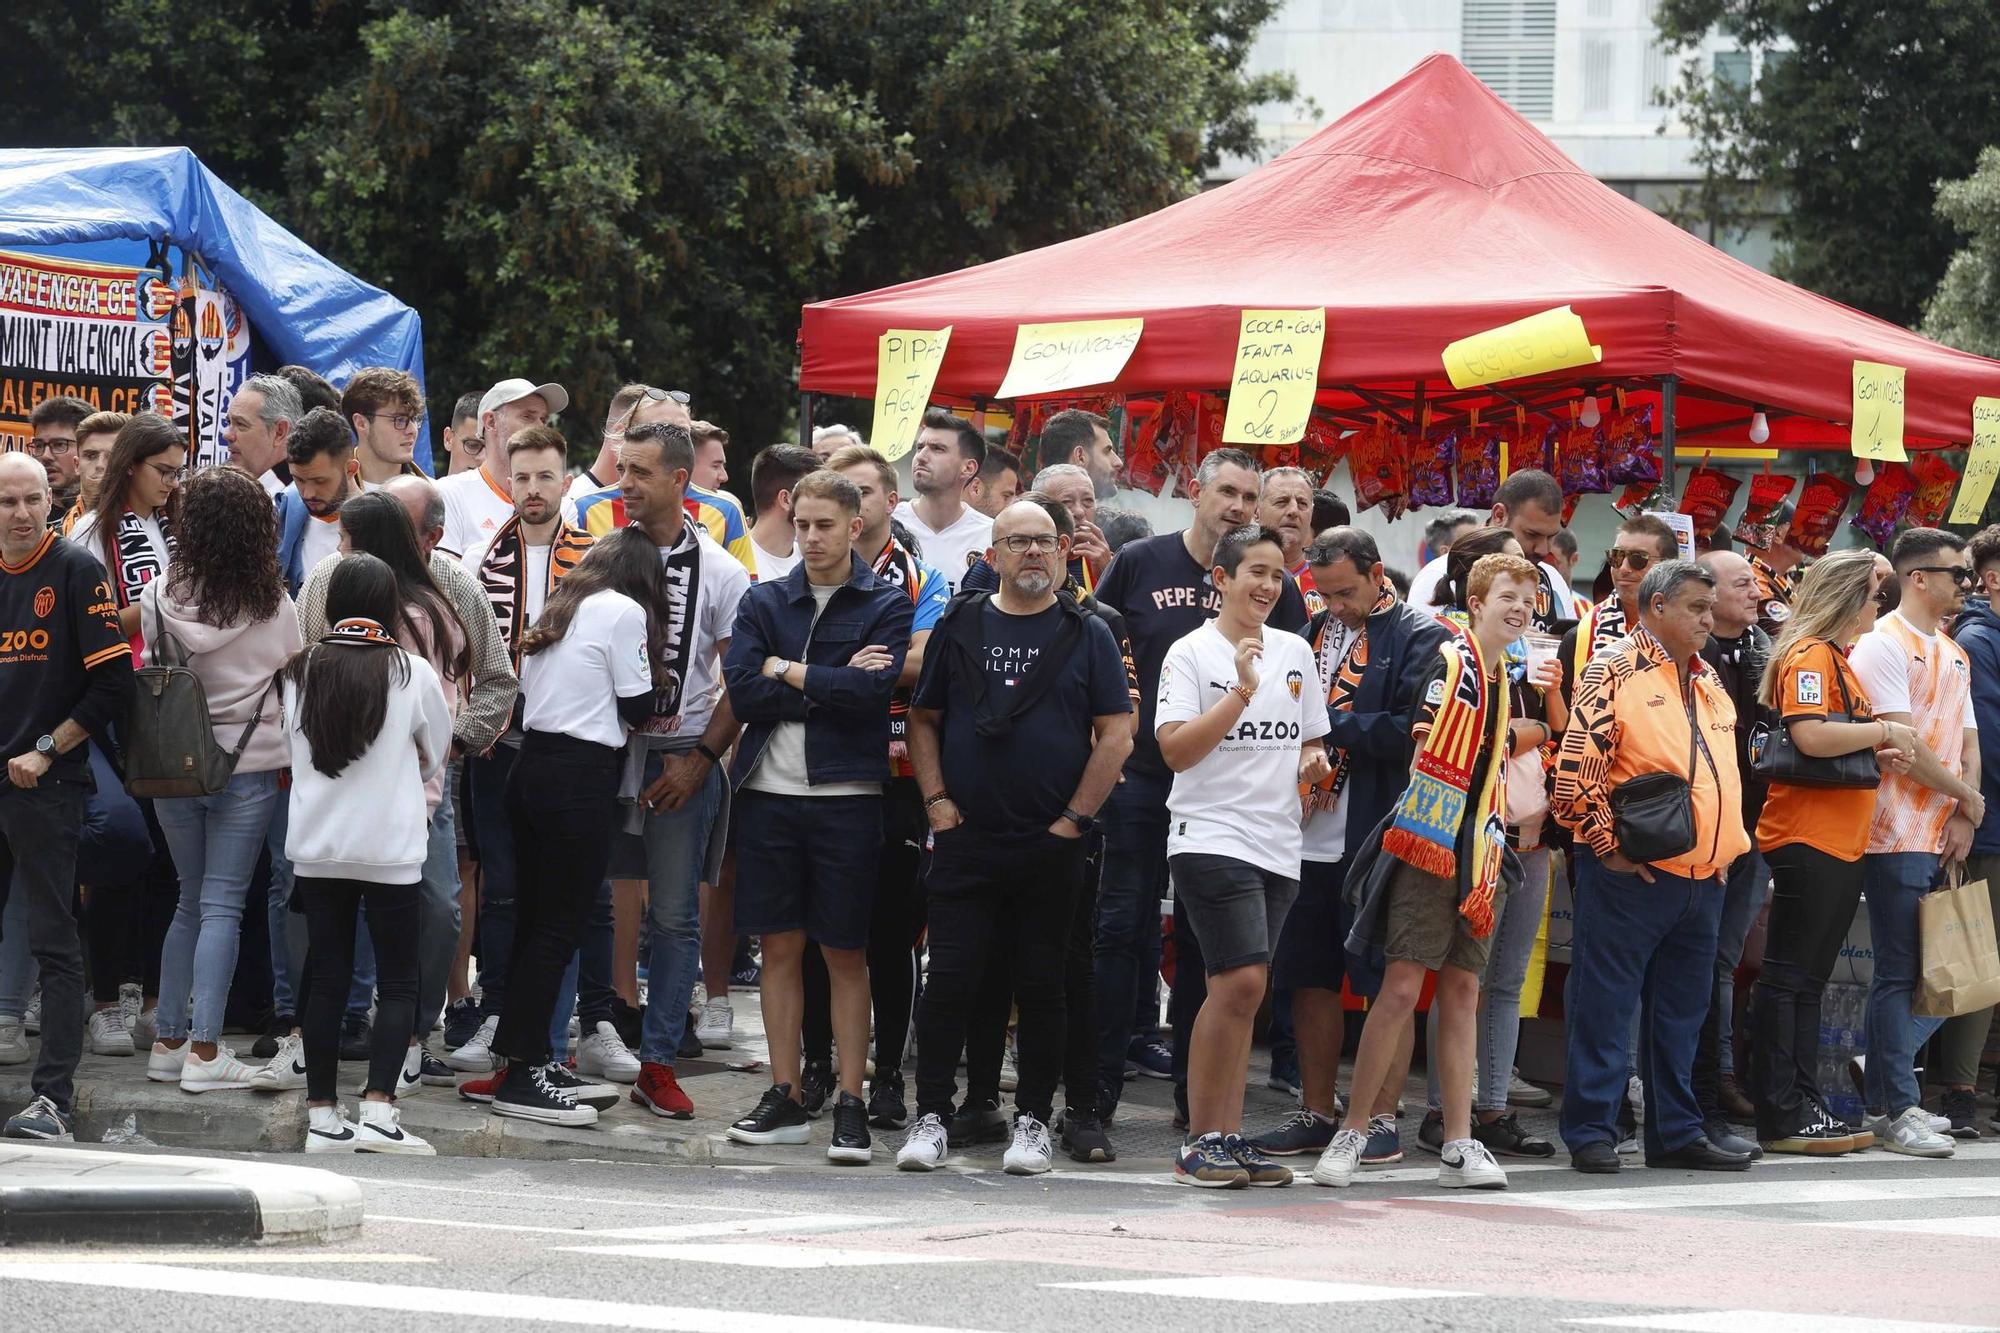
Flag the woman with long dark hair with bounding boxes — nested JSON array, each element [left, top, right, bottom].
[[1750, 549, 1915, 1154], [484, 528, 665, 1126], [68, 413, 186, 645], [281, 554, 449, 1153], [141, 467, 303, 1093], [332, 491, 472, 685]]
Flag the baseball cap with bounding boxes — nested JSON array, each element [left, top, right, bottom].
[[479, 378, 569, 419]]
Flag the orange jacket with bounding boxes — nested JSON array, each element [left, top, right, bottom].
[[1552, 626, 1750, 880]]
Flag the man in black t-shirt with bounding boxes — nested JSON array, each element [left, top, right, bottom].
[[1091, 448, 1307, 1120], [899, 500, 1133, 1176], [0, 454, 134, 1141]]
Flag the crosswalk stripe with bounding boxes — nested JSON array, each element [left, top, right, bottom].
[[1430, 1177, 2000, 1212], [1567, 1311, 1996, 1332], [559, 1243, 977, 1268], [597, 1215, 896, 1241], [1809, 1214, 2000, 1239], [1046, 1277, 1472, 1305]]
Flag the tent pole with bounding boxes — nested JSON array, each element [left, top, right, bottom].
[[1659, 375, 1678, 500], [799, 391, 814, 450]]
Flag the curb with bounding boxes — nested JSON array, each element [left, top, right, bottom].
[[0, 1144, 363, 1246]]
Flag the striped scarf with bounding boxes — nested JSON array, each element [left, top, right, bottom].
[[874, 538, 927, 774], [476, 514, 593, 666], [1383, 633, 1509, 937], [1304, 578, 1397, 813]]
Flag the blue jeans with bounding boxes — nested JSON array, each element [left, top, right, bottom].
[[1862, 851, 1950, 1115], [638, 756, 723, 1067], [153, 771, 282, 1043], [1561, 851, 1723, 1158], [414, 795, 462, 1039], [1093, 776, 1169, 1097], [1712, 849, 1768, 1076], [470, 748, 519, 1017], [263, 796, 301, 1019], [1428, 847, 1551, 1113]]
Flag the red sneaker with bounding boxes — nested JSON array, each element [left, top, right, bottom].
[[458, 1071, 503, 1104], [632, 1061, 693, 1119]]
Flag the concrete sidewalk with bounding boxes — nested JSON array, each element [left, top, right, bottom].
[[0, 1143, 362, 1244]]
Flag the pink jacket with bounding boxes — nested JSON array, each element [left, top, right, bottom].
[[139, 582, 304, 774]]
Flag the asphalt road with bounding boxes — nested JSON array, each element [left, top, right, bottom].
[[3, 1133, 1999, 1332]]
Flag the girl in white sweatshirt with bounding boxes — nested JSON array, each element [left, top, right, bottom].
[[281, 553, 449, 1155]]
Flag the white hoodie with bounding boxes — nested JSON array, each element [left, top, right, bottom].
[[283, 649, 450, 884]]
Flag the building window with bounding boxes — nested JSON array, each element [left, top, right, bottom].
[[1713, 49, 1752, 92], [1581, 36, 1615, 116], [1463, 0, 1557, 120]]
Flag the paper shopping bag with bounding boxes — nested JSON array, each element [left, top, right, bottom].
[[1915, 876, 2000, 1017]]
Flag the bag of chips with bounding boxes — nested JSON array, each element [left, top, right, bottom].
[[1300, 410, 1346, 480], [1678, 466, 1742, 547], [1409, 426, 1458, 508], [1456, 427, 1502, 509], [1510, 421, 1559, 476], [1605, 405, 1662, 485], [1908, 453, 1961, 529], [1561, 493, 1581, 526], [1348, 417, 1407, 517], [1853, 463, 1917, 549], [1614, 479, 1664, 515], [1560, 423, 1610, 495], [1731, 472, 1798, 550], [1789, 472, 1854, 558]]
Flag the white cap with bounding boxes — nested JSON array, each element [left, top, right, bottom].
[[479, 377, 569, 419]]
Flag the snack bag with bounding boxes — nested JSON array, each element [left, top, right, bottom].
[[1852, 463, 1917, 549], [1678, 466, 1741, 546], [1732, 472, 1799, 550], [1409, 426, 1457, 508], [1605, 404, 1661, 485], [1561, 493, 1581, 526], [1456, 427, 1501, 509], [1511, 420, 1560, 476], [1559, 422, 1610, 495], [1908, 452, 1960, 529], [1300, 410, 1346, 479], [1789, 472, 1853, 557], [1349, 417, 1407, 517]]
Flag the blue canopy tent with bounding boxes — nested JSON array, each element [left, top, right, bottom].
[[0, 145, 425, 466]]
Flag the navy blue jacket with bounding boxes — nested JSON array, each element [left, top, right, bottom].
[[1312, 597, 1453, 848], [724, 551, 914, 789], [1952, 597, 2000, 855]]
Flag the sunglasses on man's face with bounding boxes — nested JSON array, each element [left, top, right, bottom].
[[1911, 565, 1977, 587], [1605, 548, 1656, 571]]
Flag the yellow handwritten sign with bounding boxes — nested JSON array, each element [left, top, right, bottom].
[[1222, 308, 1326, 445], [871, 327, 952, 462], [1850, 360, 1908, 462], [1951, 395, 2000, 523], [1441, 306, 1602, 390], [995, 318, 1143, 400]]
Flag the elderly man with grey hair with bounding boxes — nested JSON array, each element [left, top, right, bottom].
[[1553, 558, 1752, 1176], [1258, 465, 1320, 612], [223, 372, 304, 494]]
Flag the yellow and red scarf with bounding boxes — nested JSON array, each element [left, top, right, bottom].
[[1304, 578, 1397, 814]]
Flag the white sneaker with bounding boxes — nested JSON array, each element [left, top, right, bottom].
[[87, 1008, 134, 1056], [446, 1015, 499, 1072], [355, 1100, 436, 1155], [358, 1044, 425, 1097], [1627, 1073, 1646, 1122], [119, 982, 143, 1032], [575, 1022, 641, 1083], [180, 1044, 263, 1092], [147, 1041, 188, 1083], [1004, 1114, 1054, 1175], [696, 998, 735, 1049], [305, 1104, 361, 1153], [1439, 1138, 1508, 1189], [1507, 1067, 1553, 1108], [1311, 1126, 1369, 1188], [1881, 1105, 1955, 1158], [251, 1034, 307, 1091], [22, 990, 41, 1036], [998, 1044, 1019, 1094], [130, 1006, 158, 1049], [1864, 1109, 1952, 1136], [896, 1112, 950, 1171], [0, 1017, 27, 1066]]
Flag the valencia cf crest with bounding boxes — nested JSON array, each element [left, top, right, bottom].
[[1285, 669, 1303, 701], [33, 586, 54, 619]]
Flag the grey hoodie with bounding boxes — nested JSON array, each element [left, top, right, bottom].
[[137, 581, 303, 774]]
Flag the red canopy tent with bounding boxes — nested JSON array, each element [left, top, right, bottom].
[[799, 52, 2000, 461]]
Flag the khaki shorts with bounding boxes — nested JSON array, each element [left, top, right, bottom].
[[1382, 860, 1504, 976]]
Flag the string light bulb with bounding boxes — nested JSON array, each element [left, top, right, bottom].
[[1748, 410, 1770, 444], [1579, 394, 1601, 427], [1855, 458, 1876, 486]]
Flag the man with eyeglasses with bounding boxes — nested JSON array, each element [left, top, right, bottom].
[[1559, 514, 1680, 706], [436, 378, 569, 558], [441, 391, 485, 476], [27, 396, 92, 522], [1848, 527, 1981, 1158], [339, 367, 428, 489]]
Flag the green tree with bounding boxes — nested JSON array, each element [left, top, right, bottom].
[[1923, 145, 2000, 359], [1655, 1, 2000, 327]]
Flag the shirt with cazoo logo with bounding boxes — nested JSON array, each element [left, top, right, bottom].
[[1156, 621, 1329, 877], [0, 529, 129, 780]]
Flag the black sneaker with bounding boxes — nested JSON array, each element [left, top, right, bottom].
[[442, 998, 483, 1049], [868, 1071, 907, 1130], [677, 1019, 705, 1062], [338, 1017, 372, 1061], [1416, 1109, 1445, 1154], [798, 1058, 833, 1118], [1057, 1107, 1116, 1163], [1472, 1112, 1557, 1158], [948, 1096, 1009, 1148], [828, 1091, 873, 1164], [541, 1061, 620, 1111], [491, 1061, 597, 1126], [728, 1083, 813, 1145], [1248, 1107, 1337, 1157], [252, 1013, 295, 1061], [1940, 1087, 1982, 1139], [418, 1050, 457, 1087], [1096, 1079, 1120, 1127]]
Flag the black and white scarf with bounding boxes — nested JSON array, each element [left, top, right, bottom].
[[477, 515, 593, 666], [641, 519, 705, 734], [111, 506, 174, 611]]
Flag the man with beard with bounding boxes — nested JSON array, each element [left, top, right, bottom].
[[277, 409, 362, 595], [892, 409, 991, 595], [27, 396, 92, 521], [1040, 408, 1121, 501], [437, 378, 568, 558]]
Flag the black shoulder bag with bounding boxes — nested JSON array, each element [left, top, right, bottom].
[[1608, 693, 1698, 865], [1749, 653, 1880, 790]]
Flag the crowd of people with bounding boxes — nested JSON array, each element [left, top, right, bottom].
[[2, 379, 1998, 1190]]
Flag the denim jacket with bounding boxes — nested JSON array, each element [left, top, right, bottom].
[[723, 551, 914, 789]]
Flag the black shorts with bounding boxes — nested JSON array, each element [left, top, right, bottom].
[[732, 789, 882, 949], [1167, 852, 1298, 975], [1271, 857, 1352, 992]]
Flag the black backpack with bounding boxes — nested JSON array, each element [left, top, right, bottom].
[[124, 600, 275, 799]]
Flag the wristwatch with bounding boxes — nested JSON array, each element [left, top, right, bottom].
[[766, 658, 793, 679], [34, 734, 55, 757], [1061, 807, 1097, 834]]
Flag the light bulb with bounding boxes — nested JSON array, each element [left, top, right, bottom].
[[1748, 411, 1770, 444], [1579, 394, 1601, 427], [1856, 459, 1876, 486]]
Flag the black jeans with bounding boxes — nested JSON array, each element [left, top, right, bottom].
[[494, 731, 619, 1066], [0, 780, 88, 1113], [1748, 842, 1864, 1139], [1093, 778, 1170, 1101], [299, 875, 418, 1102], [916, 828, 1086, 1122]]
